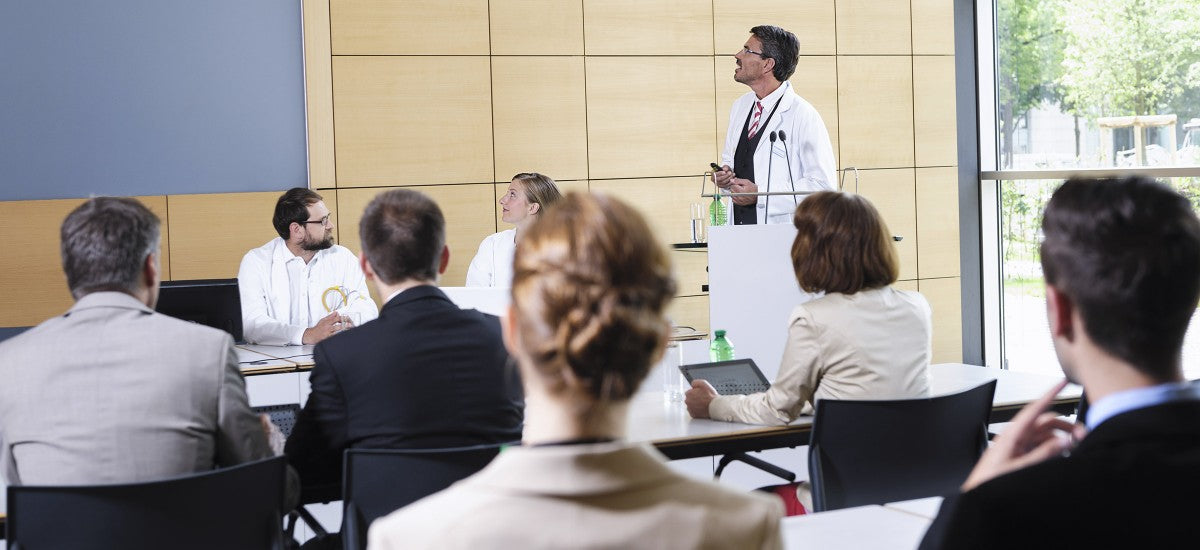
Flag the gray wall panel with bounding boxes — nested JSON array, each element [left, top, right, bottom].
[[0, 1, 307, 200]]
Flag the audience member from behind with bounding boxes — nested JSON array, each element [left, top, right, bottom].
[[238, 187, 378, 345], [0, 198, 278, 486], [285, 189, 524, 490], [920, 176, 1200, 549], [687, 191, 931, 424], [465, 172, 562, 288], [368, 192, 782, 550]]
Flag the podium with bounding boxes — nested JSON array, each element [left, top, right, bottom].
[[708, 224, 816, 380]]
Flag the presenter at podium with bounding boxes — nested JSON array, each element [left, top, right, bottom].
[[713, 25, 836, 225]]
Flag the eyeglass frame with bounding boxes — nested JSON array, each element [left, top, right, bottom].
[[739, 47, 770, 58], [300, 215, 332, 228]]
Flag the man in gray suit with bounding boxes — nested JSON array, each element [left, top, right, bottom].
[[0, 197, 278, 487]]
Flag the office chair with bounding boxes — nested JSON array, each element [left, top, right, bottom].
[[5, 455, 288, 550], [341, 444, 504, 550], [807, 380, 996, 511]]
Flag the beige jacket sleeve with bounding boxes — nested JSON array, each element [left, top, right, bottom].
[[708, 308, 824, 425]]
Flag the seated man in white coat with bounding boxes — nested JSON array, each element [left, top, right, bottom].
[[713, 25, 836, 225], [238, 187, 377, 345]]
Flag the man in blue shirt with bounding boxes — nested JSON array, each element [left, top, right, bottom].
[[921, 175, 1200, 549]]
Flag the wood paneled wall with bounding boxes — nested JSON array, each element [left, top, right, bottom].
[[1, 0, 962, 363]]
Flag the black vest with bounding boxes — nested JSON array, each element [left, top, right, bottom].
[[732, 98, 780, 225]]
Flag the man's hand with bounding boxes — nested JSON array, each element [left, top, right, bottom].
[[260, 414, 285, 455], [713, 165, 735, 189], [729, 178, 758, 206], [961, 380, 1085, 491], [302, 311, 347, 345], [685, 379, 719, 419]]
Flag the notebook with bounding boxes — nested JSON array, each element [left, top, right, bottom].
[[679, 359, 771, 395]]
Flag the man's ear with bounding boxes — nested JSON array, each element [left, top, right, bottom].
[[438, 245, 450, 275], [1046, 284, 1075, 342], [359, 251, 376, 282], [763, 57, 776, 77], [501, 304, 520, 357], [143, 252, 160, 289]]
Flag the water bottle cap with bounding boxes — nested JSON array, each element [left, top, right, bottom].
[[714, 329, 726, 338]]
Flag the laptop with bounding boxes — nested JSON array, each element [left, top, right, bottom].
[[679, 358, 771, 395]]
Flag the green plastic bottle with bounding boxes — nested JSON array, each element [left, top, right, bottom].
[[709, 191, 727, 227], [709, 329, 735, 362]]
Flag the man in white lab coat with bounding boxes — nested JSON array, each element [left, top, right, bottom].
[[714, 25, 837, 225], [238, 187, 377, 345]]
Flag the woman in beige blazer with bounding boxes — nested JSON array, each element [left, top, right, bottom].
[[686, 191, 932, 425], [368, 193, 782, 550]]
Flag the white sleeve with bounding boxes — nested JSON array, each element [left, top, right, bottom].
[[237, 253, 305, 345], [721, 98, 743, 169], [464, 236, 493, 287], [793, 106, 837, 191]]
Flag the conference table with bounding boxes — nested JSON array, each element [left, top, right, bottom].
[[234, 351, 1080, 461], [625, 363, 1081, 460]]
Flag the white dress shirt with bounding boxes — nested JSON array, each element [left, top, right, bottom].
[[237, 237, 378, 345], [465, 229, 516, 288]]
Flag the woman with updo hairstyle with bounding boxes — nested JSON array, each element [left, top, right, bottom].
[[369, 193, 783, 550], [465, 172, 562, 288], [687, 190, 931, 423]]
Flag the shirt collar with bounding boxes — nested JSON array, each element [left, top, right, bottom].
[[1085, 381, 1200, 429], [756, 80, 790, 108], [272, 237, 328, 265]]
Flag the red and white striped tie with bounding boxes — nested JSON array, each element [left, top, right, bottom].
[[747, 101, 763, 139]]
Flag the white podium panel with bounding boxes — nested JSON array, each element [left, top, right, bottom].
[[708, 224, 815, 380]]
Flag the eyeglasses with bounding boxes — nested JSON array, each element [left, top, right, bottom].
[[302, 215, 332, 228], [739, 47, 769, 58]]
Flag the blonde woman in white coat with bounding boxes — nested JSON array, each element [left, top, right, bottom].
[[464, 172, 562, 288]]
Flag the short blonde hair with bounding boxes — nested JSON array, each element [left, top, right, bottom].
[[790, 191, 898, 294]]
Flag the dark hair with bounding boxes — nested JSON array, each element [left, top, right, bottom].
[[272, 187, 324, 239], [750, 25, 800, 82], [512, 172, 563, 211], [358, 189, 445, 285], [791, 191, 899, 294], [61, 197, 161, 299], [1040, 176, 1200, 381], [511, 192, 677, 404]]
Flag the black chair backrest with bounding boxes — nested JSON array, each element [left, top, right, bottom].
[[254, 403, 301, 438], [808, 380, 997, 512], [6, 455, 287, 550], [341, 444, 504, 550]]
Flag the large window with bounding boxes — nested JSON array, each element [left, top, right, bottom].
[[979, 0, 1200, 374]]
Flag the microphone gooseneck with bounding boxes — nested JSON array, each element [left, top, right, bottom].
[[778, 130, 797, 208], [765, 131, 777, 222]]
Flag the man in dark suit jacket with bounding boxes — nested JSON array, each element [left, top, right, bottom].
[[285, 189, 524, 490], [920, 176, 1200, 549]]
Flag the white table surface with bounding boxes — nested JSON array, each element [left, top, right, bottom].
[[884, 496, 945, 520], [237, 344, 315, 368], [781, 505, 932, 550], [626, 363, 1080, 446], [235, 347, 294, 374]]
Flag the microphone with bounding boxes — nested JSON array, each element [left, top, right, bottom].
[[765, 131, 777, 223], [778, 130, 798, 208]]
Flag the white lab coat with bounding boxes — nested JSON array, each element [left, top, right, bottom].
[[720, 82, 837, 224], [464, 229, 516, 288], [237, 237, 378, 345]]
